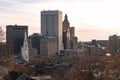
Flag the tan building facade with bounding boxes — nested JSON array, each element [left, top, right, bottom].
[[40, 37, 57, 56], [41, 10, 63, 54]]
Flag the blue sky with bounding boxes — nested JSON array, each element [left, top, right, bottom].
[[1, 0, 120, 41]]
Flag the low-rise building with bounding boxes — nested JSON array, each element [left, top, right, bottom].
[[29, 34, 58, 57]]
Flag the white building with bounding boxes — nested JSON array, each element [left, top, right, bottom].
[[21, 32, 29, 62], [41, 10, 63, 54]]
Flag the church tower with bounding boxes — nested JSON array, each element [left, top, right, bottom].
[[21, 31, 29, 62]]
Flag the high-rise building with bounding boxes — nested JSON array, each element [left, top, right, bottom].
[[62, 14, 70, 49], [41, 10, 63, 54], [74, 36, 78, 49], [6, 25, 28, 54], [70, 27, 75, 49], [108, 35, 120, 54]]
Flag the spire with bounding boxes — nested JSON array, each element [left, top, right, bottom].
[[24, 31, 27, 42], [63, 14, 70, 28], [21, 31, 29, 62], [65, 14, 68, 20], [23, 31, 28, 48]]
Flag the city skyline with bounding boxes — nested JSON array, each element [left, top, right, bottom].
[[1, 0, 120, 41]]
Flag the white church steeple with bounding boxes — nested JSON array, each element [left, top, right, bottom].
[[21, 31, 29, 62]]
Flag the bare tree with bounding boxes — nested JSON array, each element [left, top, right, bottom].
[[64, 52, 109, 80], [0, 27, 5, 42], [103, 53, 120, 80], [64, 53, 97, 80]]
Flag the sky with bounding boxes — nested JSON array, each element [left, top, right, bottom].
[[0, 0, 120, 41]]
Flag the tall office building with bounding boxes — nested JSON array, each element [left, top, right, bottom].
[[74, 36, 78, 49], [62, 14, 70, 49], [6, 25, 28, 54], [41, 10, 63, 54], [70, 27, 75, 49]]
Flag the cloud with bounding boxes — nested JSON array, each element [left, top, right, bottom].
[[0, 0, 24, 13], [11, 0, 49, 3], [1, 0, 120, 41], [0, 0, 40, 35]]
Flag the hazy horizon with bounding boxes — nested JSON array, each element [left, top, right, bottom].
[[1, 0, 120, 41]]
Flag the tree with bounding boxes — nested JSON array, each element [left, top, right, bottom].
[[103, 53, 120, 80], [0, 27, 5, 42], [64, 52, 104, 80]]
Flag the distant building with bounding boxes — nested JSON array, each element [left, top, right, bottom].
[[6, 25, 28, 54], [28, 39, 38, 56], [41, 10, 63, 54], [77, 42, 83, 49], [108, 35, 120, 54], [91, 39, 108, 47], [74, 36, 78, 49], [60, 49, 78, 57], [86, 46, 105, 56], [29, 33, 57, 56], [82, 40, 108, 56], [62, 14, 71, 49], [62, 14, 78, 50], [29, 33, 40, 54], [40, 36, 58, 56], [70, 27, 75, 49]]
